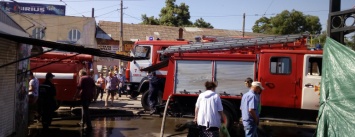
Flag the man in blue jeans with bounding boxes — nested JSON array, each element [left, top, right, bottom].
[[240, 81, 264, 137]]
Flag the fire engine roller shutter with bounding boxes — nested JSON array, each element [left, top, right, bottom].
[[175, 60, 212, 93], [215, 61, 254, 95], [0, 38, 17, 136]]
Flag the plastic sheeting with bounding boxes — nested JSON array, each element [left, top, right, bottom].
[[316, 37, 355, 137]]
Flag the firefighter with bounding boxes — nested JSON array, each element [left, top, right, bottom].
[[38, 72, 57, 130], [148, 71, 161, 115]]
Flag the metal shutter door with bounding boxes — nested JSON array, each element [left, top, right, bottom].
[[215, 61, 254, 95], [0, 38, 17, 136], [175, 60, 212, 94]]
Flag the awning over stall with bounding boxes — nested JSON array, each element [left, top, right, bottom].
[[0, 32, 145, 61]]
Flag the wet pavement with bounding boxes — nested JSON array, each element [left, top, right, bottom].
[[258, 121, 316, 137], [27, 94, 317, 137], [28, 116, 191, 137]]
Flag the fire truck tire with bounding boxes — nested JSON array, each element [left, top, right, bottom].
[[222, 106, 234, 133], [141, 91, 150, 110], [130, 91, 140, 98], [55, 100, 61, 110], [141, 90, 162, 111]]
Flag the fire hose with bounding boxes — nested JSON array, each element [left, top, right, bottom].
[[160, 95, 172, 137]]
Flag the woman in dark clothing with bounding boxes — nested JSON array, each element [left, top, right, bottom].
[[38, 72, 57, 130]]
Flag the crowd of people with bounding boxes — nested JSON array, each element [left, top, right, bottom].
[[28, 67, 262, 136], [27, 67, 128, 132]]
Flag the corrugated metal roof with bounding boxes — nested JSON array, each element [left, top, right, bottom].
[[98, 21, 269, 42]]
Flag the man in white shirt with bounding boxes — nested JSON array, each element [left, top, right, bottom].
[[29, 71, 39, 103], [28, 71, 40, 123], [194, 81, 225, 136]]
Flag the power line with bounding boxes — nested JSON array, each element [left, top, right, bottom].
[[262, 0, 274, 17], [191, 10, 329, 18], [95, 9, 119, 18], [123, 13, 141, 21], [60, 0, 84, 17], [70, 3, 120, 16]]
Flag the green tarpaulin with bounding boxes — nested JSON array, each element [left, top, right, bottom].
[[316, 37, 355, 137]]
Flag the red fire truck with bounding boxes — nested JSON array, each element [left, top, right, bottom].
[[30, 52, 94, 108], [131, 34, 322, 130]]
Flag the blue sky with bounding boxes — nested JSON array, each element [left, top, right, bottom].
[[8, 0, 355, 32]]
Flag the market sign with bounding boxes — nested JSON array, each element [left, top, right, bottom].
[[98, 45, 117, 52], [0, 2, 66, 16]]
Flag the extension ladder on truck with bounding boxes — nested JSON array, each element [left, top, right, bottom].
[[157, 34, 309, 54]]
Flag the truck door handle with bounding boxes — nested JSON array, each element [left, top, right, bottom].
[[305, 83, 314, 87], [265, 82, 275, 89]]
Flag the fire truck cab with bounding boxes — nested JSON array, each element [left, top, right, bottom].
[[126, 40, 189, 104]]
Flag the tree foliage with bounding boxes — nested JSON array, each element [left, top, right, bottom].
[[252, 10, 322, 35], [345, 34, 355, 50], [310, 31, 327, 47], [141, 14, 159, 25], [310, 31, 355, 50], [141, 0, 213, 28], [194, 18, 214, 28]]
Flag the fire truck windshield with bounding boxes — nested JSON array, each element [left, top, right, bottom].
[[134, 46, 150, 58]]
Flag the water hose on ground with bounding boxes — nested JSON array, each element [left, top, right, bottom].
[[160, 95, 172, 137]]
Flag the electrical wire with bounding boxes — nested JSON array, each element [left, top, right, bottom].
[[191, 10, 328, 18], [123, 13, 141, 21], [60, 0, 83, 16], [262, 0, 274, 17], [95, 9, 119, 18]]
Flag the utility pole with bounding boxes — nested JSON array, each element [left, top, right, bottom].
[[119, 0, 124, 72], [242, 13, 245, 37]]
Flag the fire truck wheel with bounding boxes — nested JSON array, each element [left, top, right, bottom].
[[130, 91, 140, 98], [223, 108, 233, 133], [55, 100, 61, 110], [141, 90, 163, 111], [141, 91, 150, 110]]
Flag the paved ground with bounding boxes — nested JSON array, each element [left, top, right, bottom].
[[28, 116, 191, 137], [59, 94, 144, 115], [27, 93, 317, 137]]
